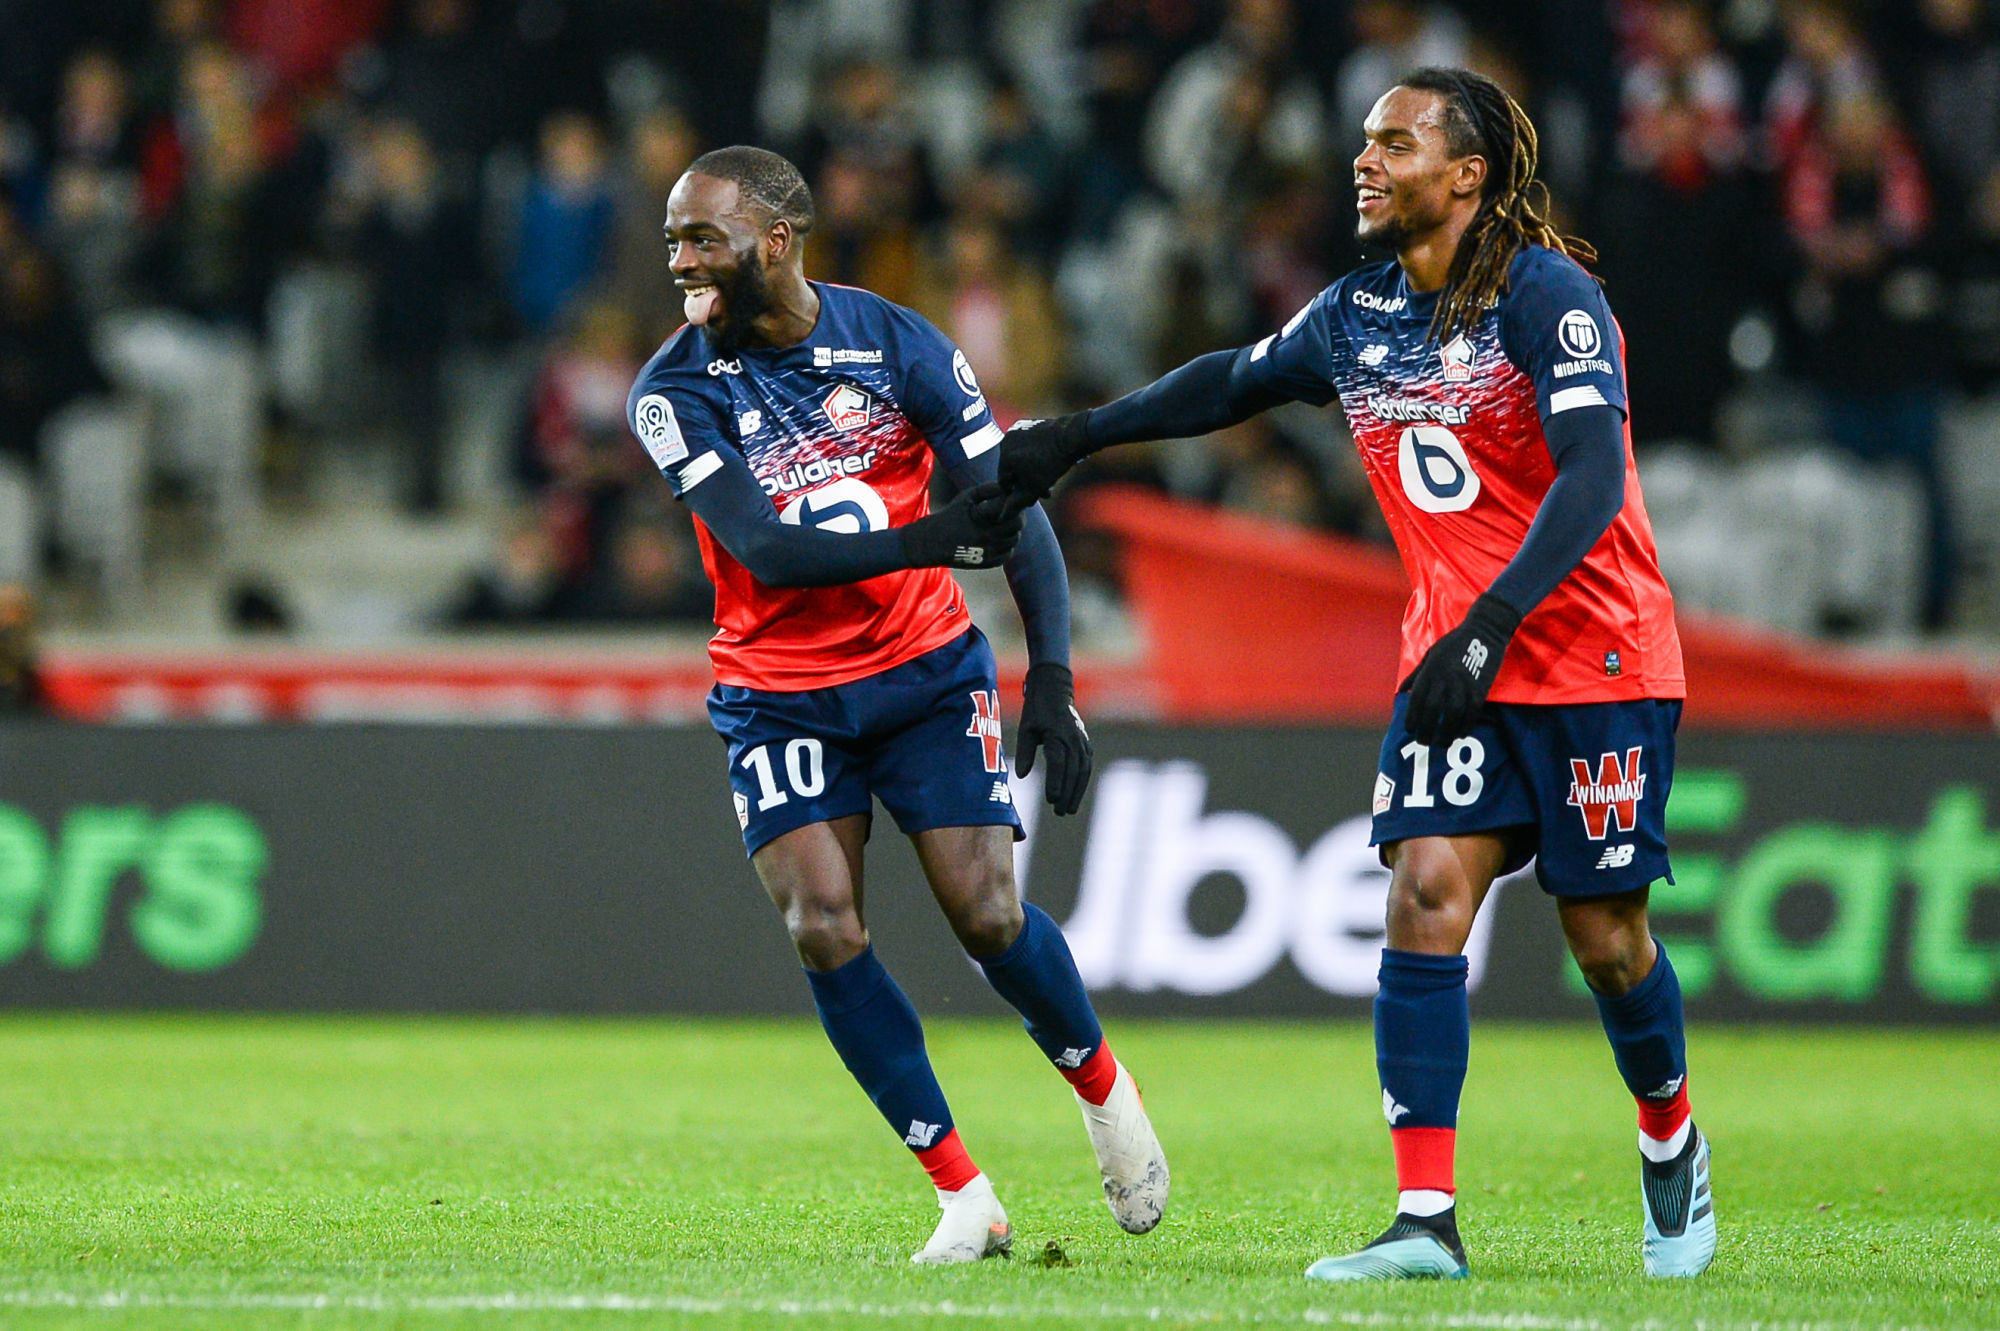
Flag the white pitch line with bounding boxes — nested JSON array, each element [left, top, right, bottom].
[[0, 1291, 1952, 1331]]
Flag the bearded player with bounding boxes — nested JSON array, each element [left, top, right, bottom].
[[999, 69, 1712, 1281], [626, 147, 1168, 1264]]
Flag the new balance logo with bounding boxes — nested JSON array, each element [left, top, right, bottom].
[[1055, 1046, 1094, 1070], [989, 780, 1012, 804], [1644, 1075, 1686, 1100], [1383, 1089, 1411, 1125], [1596, 843, 1636, 869], [1462, 639, 1490, 676], [955, 545, 985, 564], [905, 1120, 943, 1148], [1359, 343, 1390, 367]]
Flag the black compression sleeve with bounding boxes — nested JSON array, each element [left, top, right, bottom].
[[679, 447, 912, 587], [1485, 404, 1628, 616], [1082, 347, 1291, 451], [945, 452, 1070, 666]]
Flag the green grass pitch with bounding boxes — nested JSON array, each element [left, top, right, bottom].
[[0, 1015, 1994, 1330]]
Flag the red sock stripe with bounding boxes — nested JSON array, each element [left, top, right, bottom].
[[1637, 1083, 1691, 1142], [1390, 1127, 1457, 1194], [1063, 1044, 1119, 1107], [915, 1128, 980, 1193]]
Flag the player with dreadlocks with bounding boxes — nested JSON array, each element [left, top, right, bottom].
[[998, 68, 1711, 1282]]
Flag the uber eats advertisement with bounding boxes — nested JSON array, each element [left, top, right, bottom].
[[0, 723, 1993, 1021]]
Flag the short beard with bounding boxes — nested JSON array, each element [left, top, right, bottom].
[[707, 247, 773, 352], [1356, 215, 1414, 252]]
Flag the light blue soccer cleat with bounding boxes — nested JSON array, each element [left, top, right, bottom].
[[1641, 1125, 1716, 1278], [1305, 1211, 1470, 1283]]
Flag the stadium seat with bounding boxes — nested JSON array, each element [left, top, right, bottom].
[[45, 396, 147, 608], [94, 308, 264, 535], [0, 457, 40, 585]]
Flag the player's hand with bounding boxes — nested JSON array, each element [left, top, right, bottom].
[[997, 412, 1091, 510], [1016, 662, 1093, 816], [899, 482, 1025, 570], [1403, 592, 1523, 747]]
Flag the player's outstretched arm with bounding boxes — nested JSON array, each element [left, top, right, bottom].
[[939, 449, 1093, 815], [1403, 403, 1627, 745], [679, 446, 1022, 586], [998, 346, 1291, 506]]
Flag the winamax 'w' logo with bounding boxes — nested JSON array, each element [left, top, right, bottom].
[[1566, 747, 1646, 840], [967, 690, 1005, 773]]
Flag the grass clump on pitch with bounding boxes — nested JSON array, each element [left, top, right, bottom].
[[0, 1015, 1993, 1329]]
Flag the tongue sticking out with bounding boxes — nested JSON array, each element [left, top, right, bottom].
[[683, 286, 721, 326]]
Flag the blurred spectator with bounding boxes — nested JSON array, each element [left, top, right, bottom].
[[138, 41, 311, 326], [341, 118, 482, 512], [1785, 91, 1956, 626], [560, 508, 712, 624], [910, 215, 1065, 418], [529, 300, 649, 585], [1618, 0, 1747, 182], [1075, 0, 1216, 237], [1337, 1, 1471, 138], [1905, 0, 2000, 382], [955, 75, 1064, 263], [132, 0, 226, 124], [1599, 0, 1755, 443], [599, 103, 700, 347], [510, 109, 616, 337], [227, 0, 389, 101], [43, 50, 145, 316], [796, 57, 943, 229], [362, 0, 518, 193], [0, 198, 108, 469], [0, 583, 47, 716], [1763, 0, 1880, 171], [445, 512, 565, 625], [1242, 176, 1338, 334], [805, 151, 922, 305], [1145, 0, 1325, 214], [1211, 417, 1339, 529], [1905, 0, 2000, 200]]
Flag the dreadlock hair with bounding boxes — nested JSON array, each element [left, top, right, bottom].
[[687, 145, 816, 237], [1393, 67, 1596, 344]]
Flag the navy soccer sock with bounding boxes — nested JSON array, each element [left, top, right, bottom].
[[805, 945, 978, 1189], [973, 903, 1118, 1103], [1590, 938, 1693, 1154], [1375, 948, 1471, 1206]]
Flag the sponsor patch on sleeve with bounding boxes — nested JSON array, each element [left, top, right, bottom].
[[633, 393, 688, 467]]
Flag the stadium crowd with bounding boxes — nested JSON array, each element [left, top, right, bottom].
[[1, 0, 1997, 636]]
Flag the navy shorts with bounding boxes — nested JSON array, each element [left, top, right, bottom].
[[707, 627, 1024, 857], [1370, 694, 1681, 897]]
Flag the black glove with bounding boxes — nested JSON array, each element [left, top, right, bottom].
[[899, 482, 1024, 570], [1016, 662, 1093, 815], [997, 412, 1092, 508], [1403, 592, 1523, 746]]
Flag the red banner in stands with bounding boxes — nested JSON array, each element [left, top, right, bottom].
[[1070, 486, 2000, 732]]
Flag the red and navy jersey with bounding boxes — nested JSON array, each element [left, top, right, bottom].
[[626, 282, 1002, 691], [1246, 245, 1684, 704]]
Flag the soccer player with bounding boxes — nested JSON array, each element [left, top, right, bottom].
[[998, 69, 1712, 1281], [626, 147, 1168, 1264]]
